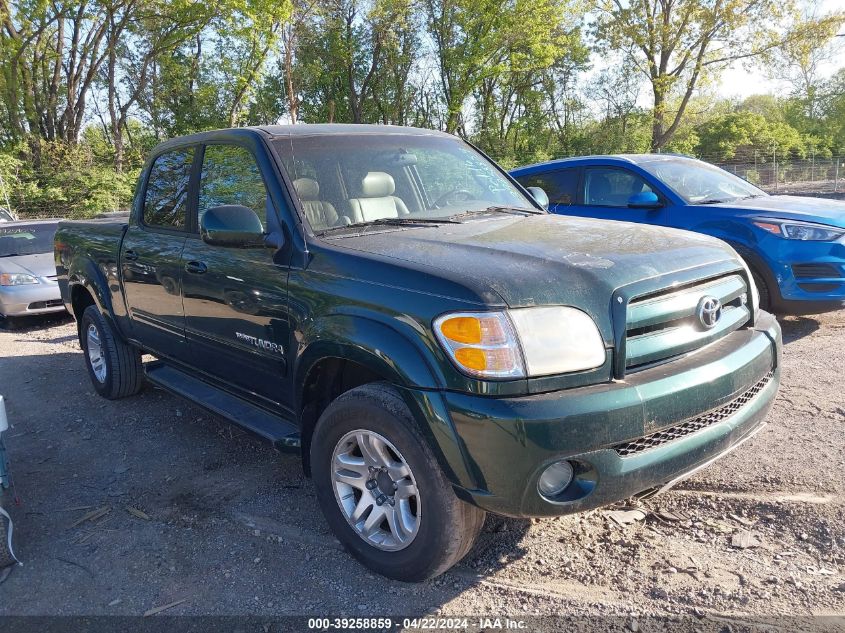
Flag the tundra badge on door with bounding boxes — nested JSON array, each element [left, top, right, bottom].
[[236, 332, 284, 355]]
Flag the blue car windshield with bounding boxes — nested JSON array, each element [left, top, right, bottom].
[[640, 158, 766, 204]]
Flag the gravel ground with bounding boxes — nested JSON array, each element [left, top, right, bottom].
[[0, 311, 842, 629]]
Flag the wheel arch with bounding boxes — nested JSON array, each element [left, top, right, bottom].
[[294, 314, 446, 478]]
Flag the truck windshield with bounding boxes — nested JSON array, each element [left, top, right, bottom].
[[0, 223, 57, 257], [274, 132, 538, 233], [640, 158, 767, 204]]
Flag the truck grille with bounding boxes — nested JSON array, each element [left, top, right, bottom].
[[613, 370, 774, 457], [624, 274, 750, 371]]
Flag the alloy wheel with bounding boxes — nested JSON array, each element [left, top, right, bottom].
[[331, 429, 420, 551], [86, 323, 107, 383]]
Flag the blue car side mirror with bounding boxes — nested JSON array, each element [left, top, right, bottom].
[[628, 191, 661, 209]]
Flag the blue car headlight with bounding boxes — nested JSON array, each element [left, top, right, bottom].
[[753, 219, 845, 242]]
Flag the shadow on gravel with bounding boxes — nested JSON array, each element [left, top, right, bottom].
[[779, 315, 821, 344], [0, 347, 533, 616], [0, 311, 73, 332]]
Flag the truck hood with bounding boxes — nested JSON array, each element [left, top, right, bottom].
[[0, 252, 56, 279], [333, 214, 739, 310], [710, 195, 845, 228]]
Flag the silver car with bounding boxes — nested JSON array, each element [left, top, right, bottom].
[[0, 220, 65, 320]]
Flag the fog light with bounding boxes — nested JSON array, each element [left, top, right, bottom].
[[537, 461, 574, 498]]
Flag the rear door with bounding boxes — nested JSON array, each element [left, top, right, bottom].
[[180, 141, 293, 409], [569, 166, 669, 225], [120, 147, 196, 358]]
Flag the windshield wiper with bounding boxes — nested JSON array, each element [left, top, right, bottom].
[[451, 206, 541, 220], [317, 216, 461, 235], [0, 253, 23, 257], [695, 198, 729, 205]]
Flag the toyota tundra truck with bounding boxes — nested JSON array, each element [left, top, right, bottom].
[[55, 125, 782, 581]]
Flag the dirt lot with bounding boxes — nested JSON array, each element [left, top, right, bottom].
[[0, 311, 843, 628]]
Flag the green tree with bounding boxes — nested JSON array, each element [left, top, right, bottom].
[[423, 0, 569, 134], [593, 0, 841, 152]]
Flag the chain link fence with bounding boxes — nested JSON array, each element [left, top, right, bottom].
[[709, 156, 845, 198]]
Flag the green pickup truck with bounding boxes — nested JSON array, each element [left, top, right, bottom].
[[55, 125, 782, 581]]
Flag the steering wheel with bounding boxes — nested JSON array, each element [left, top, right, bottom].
[[434, 189, 474, 207]]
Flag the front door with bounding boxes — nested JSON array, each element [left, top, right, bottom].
[[121, 147, 195, 357], [180, 143, 292, 409], [569, 167, 669, 225]]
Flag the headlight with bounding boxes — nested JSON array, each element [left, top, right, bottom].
[[753, 219, 844, 241], [434, 307, 606, 379], [0, 273, 39, 286]]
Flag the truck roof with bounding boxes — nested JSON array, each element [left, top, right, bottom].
[[153, 124, 454, 152]]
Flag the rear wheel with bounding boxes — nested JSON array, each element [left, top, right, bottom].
[[311, 382, 485, 581], [80, 305, 143, 399]]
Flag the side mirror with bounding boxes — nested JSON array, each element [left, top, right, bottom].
[[526, 186, 549, 209], [627, 191, 661, 209], [200, 205, 265, 247]]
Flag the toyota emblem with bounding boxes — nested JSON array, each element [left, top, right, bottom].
[[696, 296, 722, 329]]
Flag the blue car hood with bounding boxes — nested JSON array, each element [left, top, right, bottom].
[[712, 195, 845, 228]]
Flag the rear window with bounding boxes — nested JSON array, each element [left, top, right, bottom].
[[143, 148, 195, 229], [0, 224, 57, 256], [516, 169, 579, 206]]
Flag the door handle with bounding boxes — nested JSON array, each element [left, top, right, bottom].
[[184, 261, 208, 274], [123, 249, 139, 261]]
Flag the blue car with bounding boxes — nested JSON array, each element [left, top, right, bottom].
[[511, 155, 845, 314]]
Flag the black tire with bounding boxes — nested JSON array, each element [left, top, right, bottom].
[[0, 490, 15, 569], [79, 305, 143, 399], [0, 316, 19, 331], [748, 265, 771, 313], [311, 382, 485, 581]]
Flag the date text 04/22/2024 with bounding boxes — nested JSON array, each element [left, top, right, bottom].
[[307, 618, 527, 630]]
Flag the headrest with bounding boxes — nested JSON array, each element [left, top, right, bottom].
[[293, 178, 320, 200], [361, 172, 395, 198]]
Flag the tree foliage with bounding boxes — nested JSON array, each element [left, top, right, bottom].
[[0, 0, 844, 219]]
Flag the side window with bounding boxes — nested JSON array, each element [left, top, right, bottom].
[[143, 148, 195, 229], [517, 169, 579, 206], [583, 168, 653, 208], [198, 145, 268, 229]]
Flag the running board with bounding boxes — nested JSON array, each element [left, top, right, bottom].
[[145, 362, 301, 452]]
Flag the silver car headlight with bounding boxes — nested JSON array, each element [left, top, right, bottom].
[[433, 307, 606, 379], [0, 273, 39, 286], [753, 219, 845, 242]]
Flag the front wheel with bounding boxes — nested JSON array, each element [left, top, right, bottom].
[[311, 383, 485, 581], [749, 265, 771, 313], [79, 305, 144, 399]]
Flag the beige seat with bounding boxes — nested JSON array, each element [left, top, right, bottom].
[[347, 172, 410, 223], [293, 178, 340, 230]]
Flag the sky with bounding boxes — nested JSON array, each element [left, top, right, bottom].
[[719, 0, 845, 99]]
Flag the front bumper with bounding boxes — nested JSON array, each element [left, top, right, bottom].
[[0, 280, 65, 317], [429, 312, 781, 518], [760, 238, 845, 313]]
